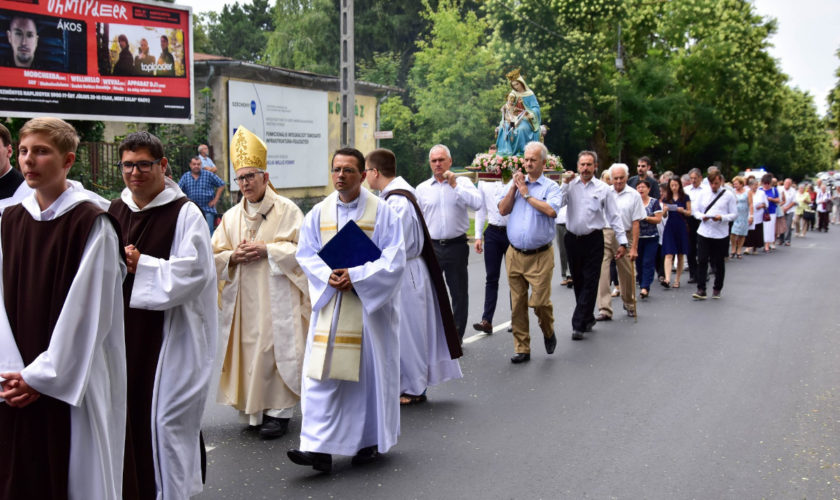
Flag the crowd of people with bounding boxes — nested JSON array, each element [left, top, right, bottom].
[[0, 117, 835, 498]]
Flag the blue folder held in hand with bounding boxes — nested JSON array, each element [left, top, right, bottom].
[[318, 219, 382, 269]]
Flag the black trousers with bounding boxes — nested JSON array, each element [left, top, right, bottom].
[[686, 217, 700, 279], [433, 238, 470, 339], [481, 225, 509, 323], [565, 230, 604, 332], [696, 234, 727, 292]]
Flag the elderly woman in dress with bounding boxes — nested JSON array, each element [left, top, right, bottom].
[[729, 176, 752, 259], [744, 177, 766, 254]]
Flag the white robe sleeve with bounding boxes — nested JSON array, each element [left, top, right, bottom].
[[19, 215, 127, 407], [348, 201, 406, 315], [296, 205, 338, 312], [130, 203, 214, 311], [0, 217, 24, 392]]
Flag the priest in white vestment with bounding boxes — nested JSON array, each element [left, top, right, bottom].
[[0, 117, 126, 500], [213, 126, 311, 439], [111, 131, 217, 499], [364, 149, 461, 405], [288, 148, 405, 473]]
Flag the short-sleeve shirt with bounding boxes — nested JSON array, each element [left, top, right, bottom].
[[499, 175, 563, 250], [178, 170, 225, 213], [639, 198, 662, 238]]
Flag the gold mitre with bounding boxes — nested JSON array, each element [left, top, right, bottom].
[[506, 68, 522, 82], [230, 126, 267, 172]]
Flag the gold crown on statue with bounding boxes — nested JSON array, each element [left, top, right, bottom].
[[506, 69, 522, 82], [231, 126, 267, 171]]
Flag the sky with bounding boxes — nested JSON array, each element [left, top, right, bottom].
[[177, 0, 840, 115]]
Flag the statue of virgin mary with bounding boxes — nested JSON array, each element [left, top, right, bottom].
[[495, 69, 541, 156]]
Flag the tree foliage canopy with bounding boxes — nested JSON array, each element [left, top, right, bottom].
[[192, 0, 834, 180]]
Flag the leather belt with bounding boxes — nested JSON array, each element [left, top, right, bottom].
[[511, 243, 551, 255], [569, 229, 602, 239], [486, 224, 506, 232], [432, 234, 467, 246]]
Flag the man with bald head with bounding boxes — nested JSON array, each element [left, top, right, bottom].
[[416, 144, 482, 341]]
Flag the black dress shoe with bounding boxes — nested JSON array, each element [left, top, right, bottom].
[[688, 277, 697, 284], [287, 449, 332, 473], [507, 325, 513, 332], [585, 319, 596, 332], [544, 334, 556, 354], [259, 416, 289, 440], [472, 320, 493, 333], [510, 353, 530, 364], [351, 445, 381, 466]]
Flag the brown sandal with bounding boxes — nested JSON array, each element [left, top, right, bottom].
[[400, 394, 427, 405]]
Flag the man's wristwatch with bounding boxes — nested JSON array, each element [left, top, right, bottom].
[[522, 193, 531, 200]]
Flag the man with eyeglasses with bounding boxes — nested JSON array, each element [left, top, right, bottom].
[[177, 156, 225, 233], [288, 147, 405, 473], [110, 131, 217, 498], [5, 16, 39, 69], [212, 126, 310, 441]]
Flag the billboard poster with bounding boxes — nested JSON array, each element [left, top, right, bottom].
[[228, 80, 329, 190], [0, 0, 193, 123]]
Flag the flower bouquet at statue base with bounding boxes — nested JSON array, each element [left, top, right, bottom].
[[467, 152, 563, 182]]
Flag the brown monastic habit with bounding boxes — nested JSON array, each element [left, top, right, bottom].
[[109, 197, 187, 500], [0, 202, 107, 500], [384, 189, 462, 359]]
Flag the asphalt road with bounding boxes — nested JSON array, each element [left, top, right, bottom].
[[197, 228, 840, 499]]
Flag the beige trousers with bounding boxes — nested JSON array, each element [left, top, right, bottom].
[[597, 228, 636, 317], [506, 246, 555, 354]]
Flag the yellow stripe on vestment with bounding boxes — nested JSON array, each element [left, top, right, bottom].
[[306, 193, 379, 382]]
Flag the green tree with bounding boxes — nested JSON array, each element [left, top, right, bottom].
[[264, 0, 337, 74], [756, 87, 833, 179], [408, 0, 507, 166], [204, 0, 274, 62], [192, 12, 213, 54], [826, 47, 840, 161]]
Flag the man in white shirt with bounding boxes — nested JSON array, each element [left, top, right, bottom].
[[692, 172, 736, 300], [596, 163, 645, 320], [472, 179, 509, 333], [416, 145, 482, 340], [197, 144, 216, 173], [684, 168, 707, 283], [778, 178, 797, 246], [559, 151, 626, 340]]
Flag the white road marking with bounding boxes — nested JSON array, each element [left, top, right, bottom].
[[463, 321, 511, 344]]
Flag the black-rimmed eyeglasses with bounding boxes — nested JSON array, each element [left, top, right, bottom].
[[234, 172, 259, 183], [118, 160, 161, 173]]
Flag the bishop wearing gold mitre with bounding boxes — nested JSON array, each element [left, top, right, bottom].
[[211, 126, 311, 439]]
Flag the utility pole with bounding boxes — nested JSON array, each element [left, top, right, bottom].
[[615, 22, 624, 163], [340, 0, 355, 147]]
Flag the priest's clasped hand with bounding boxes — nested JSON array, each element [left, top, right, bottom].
[[328, 268, 353, 291], [0, 372, 40, 408], [125, 244, 140, 274], [231, 239, 268, 264]]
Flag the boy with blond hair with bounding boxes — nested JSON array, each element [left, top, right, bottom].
[[0, 117, 127, 499]]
